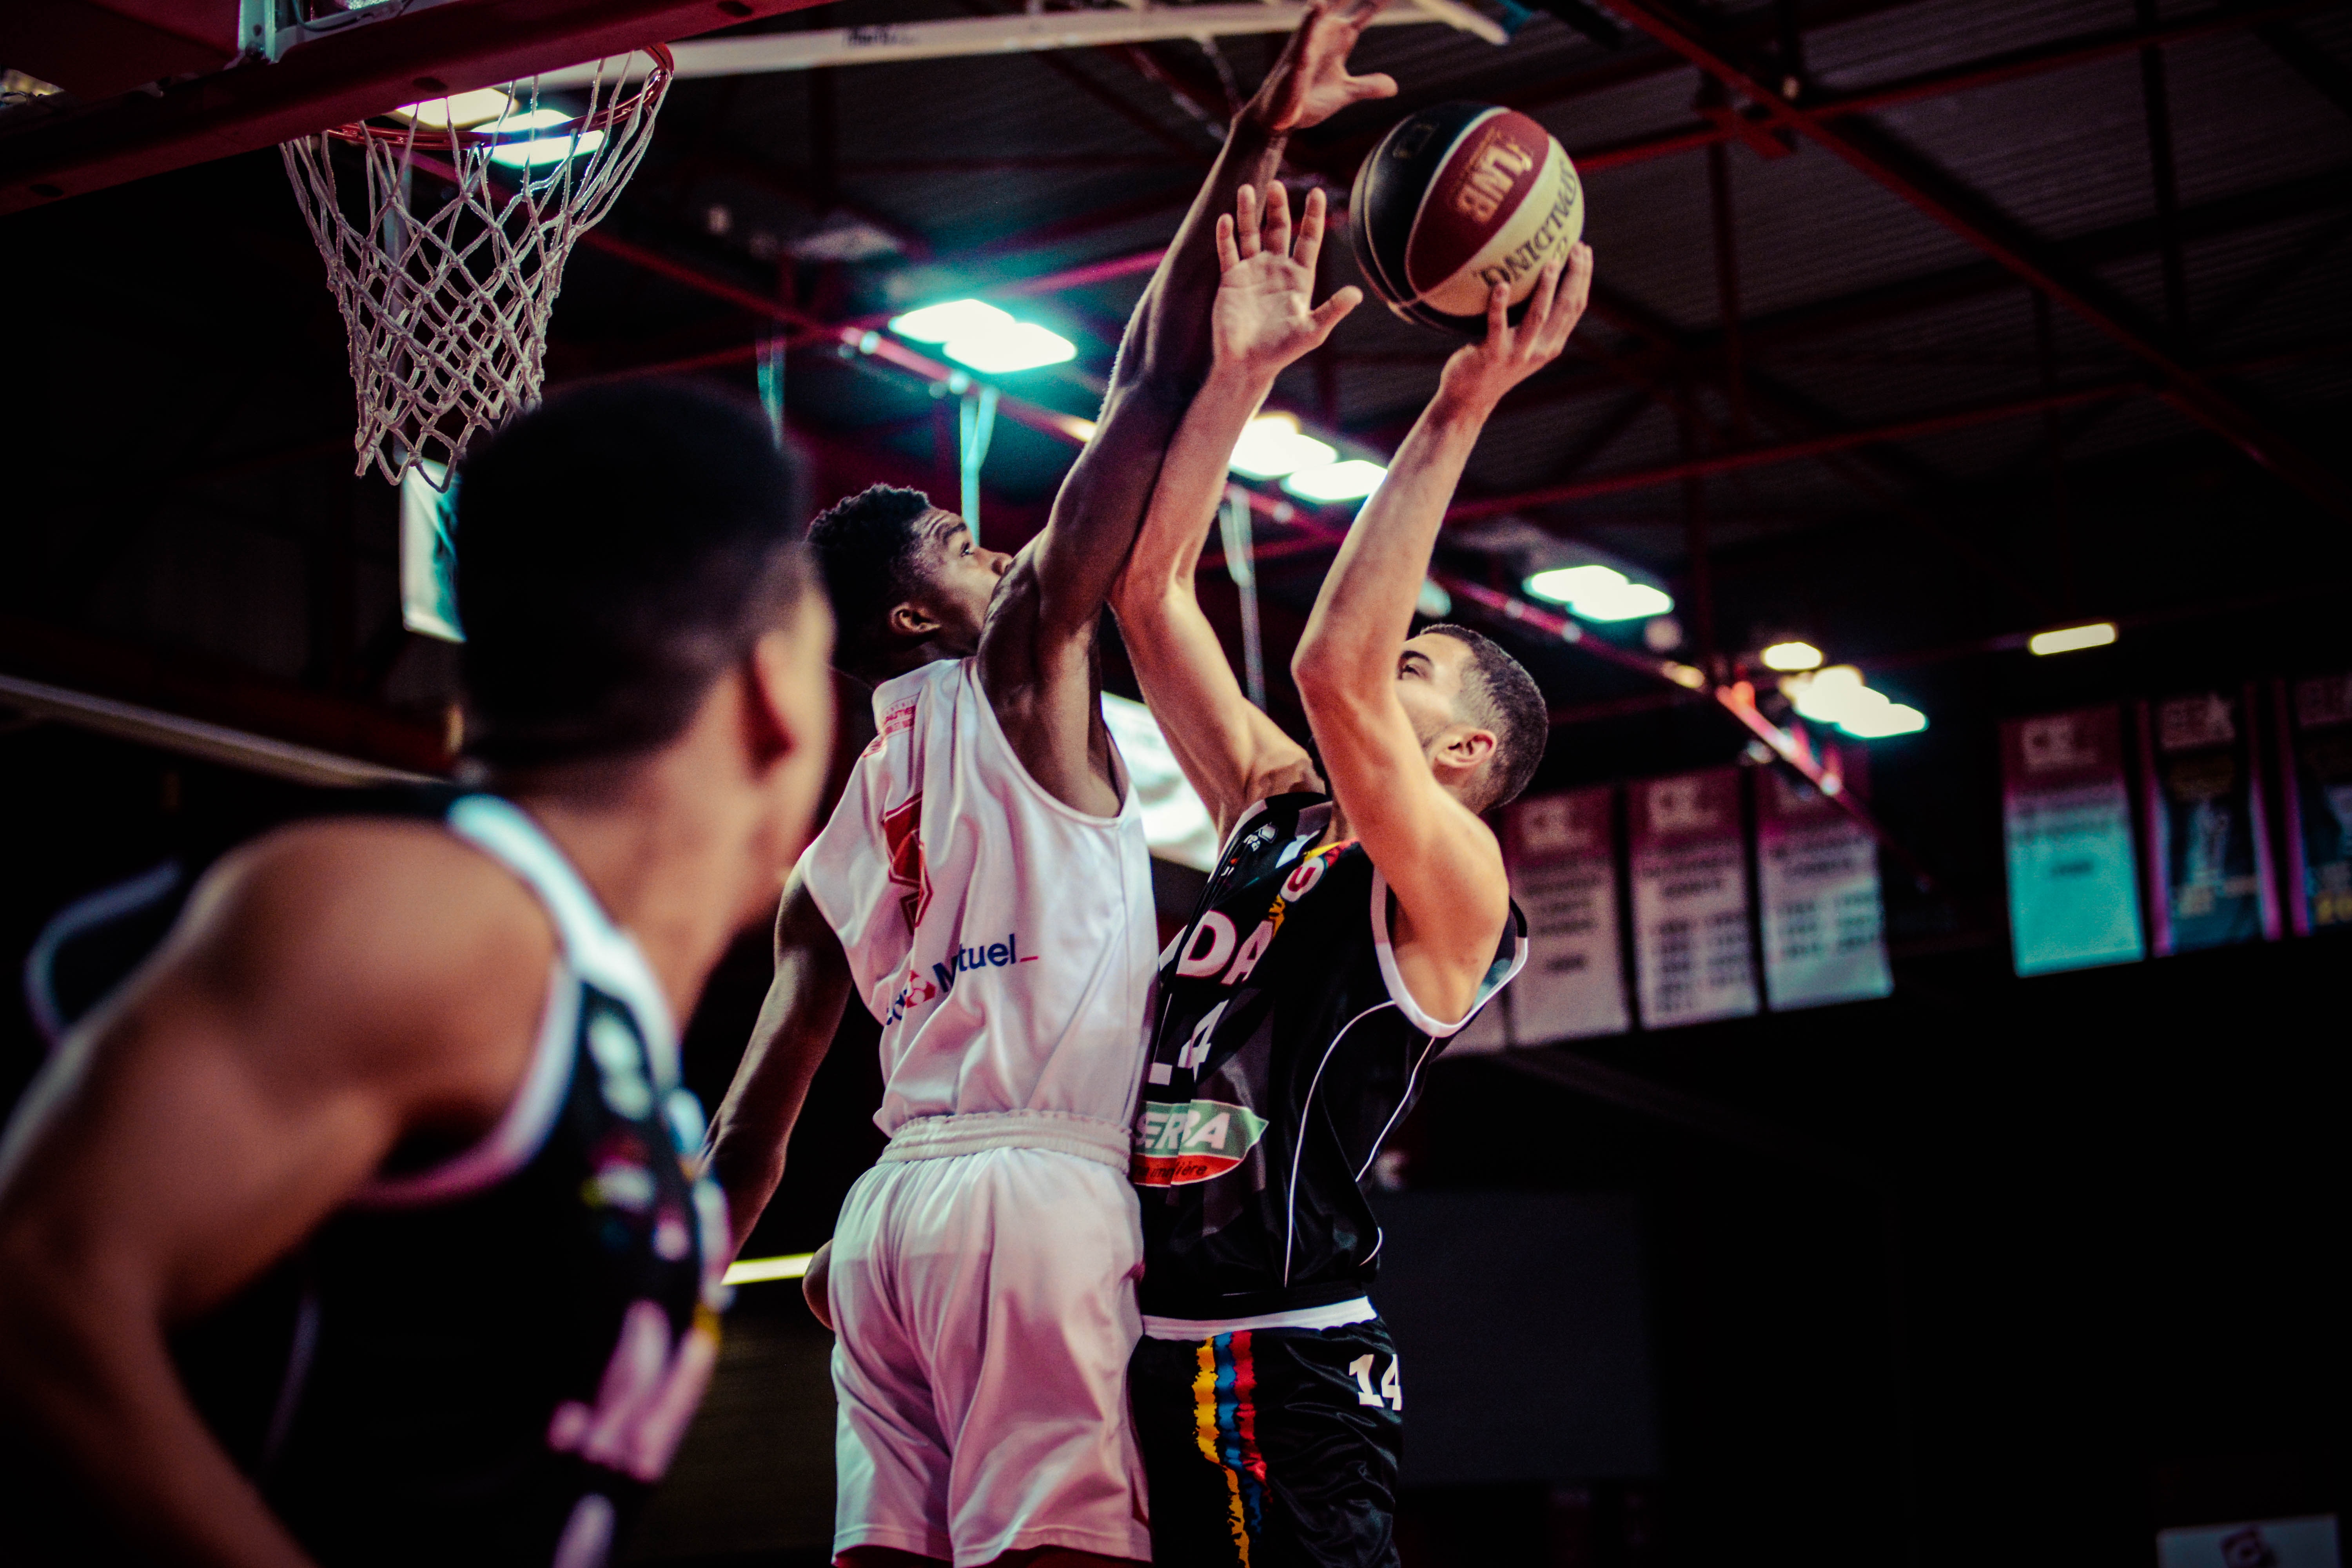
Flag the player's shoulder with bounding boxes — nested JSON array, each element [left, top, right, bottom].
[[183, 817, 554, 1076]]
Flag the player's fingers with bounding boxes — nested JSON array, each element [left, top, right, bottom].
[[1294, 187, 1327, 270], [1540, 246, 1592, 354], [1216, 212, 1240, 274], [1526, 256, 1565, 346], [1485, 279, 1510, 345], [1559, 243, 1595, 324], [1308, 285, 1363, 341], [1265, 181, 1294, 261], [1234, 185, 1261, 260], [1347, 71, 1400, 103]]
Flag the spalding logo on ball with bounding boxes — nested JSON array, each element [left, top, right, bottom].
[[1349, 102, 1584, 335]]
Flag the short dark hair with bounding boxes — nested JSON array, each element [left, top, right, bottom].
[[804, 485, 935, 670], [453, 380, 813, 766], [1423, 623, 1548, 809]]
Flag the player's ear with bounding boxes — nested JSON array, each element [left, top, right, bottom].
[[745, 597, 836, 771], [1438, 724, 1498, 777], [888, 599, 942, 640]]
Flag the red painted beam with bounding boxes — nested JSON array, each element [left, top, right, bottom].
[[0, 0, 841, 215], [1445, 382, 2131, 522], [1562, 0, 2331, 177], [1600, 0, 2350, 521], [997, 247, 1167, 299]]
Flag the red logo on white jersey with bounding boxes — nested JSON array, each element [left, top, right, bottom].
[[881, 792, 930, 933]]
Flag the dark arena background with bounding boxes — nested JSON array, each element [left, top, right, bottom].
[[4, 1, 2349, 1564]]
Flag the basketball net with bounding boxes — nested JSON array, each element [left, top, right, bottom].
[[281, 48, 673, 489]]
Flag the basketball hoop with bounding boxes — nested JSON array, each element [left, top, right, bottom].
[[281, 47, 673, 488]]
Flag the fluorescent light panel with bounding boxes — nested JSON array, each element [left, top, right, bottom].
[[1228, 414, 1336, 480], [486, 127, 605, 167], [1523, 564, 1674, 623], [1781, 664, 1927, 739], [887, 298, 1077, 374], [723, 1252, 815, 1285], [2028, 622, 2117, 656], [1282, 459, 1387, 503]]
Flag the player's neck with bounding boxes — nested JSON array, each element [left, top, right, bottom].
[[497, 707, 785, 1023], [860, 635, 967, 684]]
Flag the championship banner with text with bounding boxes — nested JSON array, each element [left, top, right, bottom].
[[2277, 672, 2352, 935], [1755, 751, 1892, 1011], [2138, 688, 2279, 954], [1628, 769, 1757, 1029], [1503, 786, 1630, 1044], [2001, 706, 2145, 976]]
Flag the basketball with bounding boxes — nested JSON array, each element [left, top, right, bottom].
[[1348, 102, 1585, 335]]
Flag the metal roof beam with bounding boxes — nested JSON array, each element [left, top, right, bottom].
[[536, 2, 1478, 82], [1445, 382, 2133, 521], [1597, 0, 2349, 520], [0, 0, 843, 215], [1564, 0, 2333, 175]]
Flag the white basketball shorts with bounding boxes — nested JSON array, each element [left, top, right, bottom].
[[828, 1118, 1150, 1566]]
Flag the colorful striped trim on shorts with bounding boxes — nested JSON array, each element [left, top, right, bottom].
[[1191, 1329, 1269, 1565]]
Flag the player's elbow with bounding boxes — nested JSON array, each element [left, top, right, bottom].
[[1108, 572, 1181, 641], [1289, 639, 1359, 709]]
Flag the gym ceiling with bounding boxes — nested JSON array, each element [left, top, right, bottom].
[[1, 0, 2347, 778]]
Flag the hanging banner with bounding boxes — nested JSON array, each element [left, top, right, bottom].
[[1503, 786, 1630, 1044], [1755, 751, 1892, 1011], [1628, 769, 1757, 1029], [2138, 689, 2279, 955], [2002, 707, 2144, 976], [2277, 672, 2352, 935]]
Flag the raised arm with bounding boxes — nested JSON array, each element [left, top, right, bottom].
[[978, 0, 1396, 813], [1291, 247, 1593, 1018], [0, 828, 545, 1568], [1112, 182, 1360, 838], [702, 868, 854, 1259]]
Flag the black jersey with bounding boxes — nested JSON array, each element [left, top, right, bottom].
[[1132, 793, 1526, 1320], [48, 789, 728, 1567]]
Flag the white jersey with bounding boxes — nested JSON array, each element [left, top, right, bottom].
[[802, 656, 1158, 1136]]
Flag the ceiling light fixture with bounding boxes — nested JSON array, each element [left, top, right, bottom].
[[392, 87, 519, 129], [1761, 639, 1823, 671], [887, 298, 1077, 374], [486, 127, 606, 168], [1781, 665, 1927, 739], [1228, 413, 1338, 479], [1282, 459, 1388, 504], [1524, 564, 1675, 623], [2028, 621, 2118, 656]]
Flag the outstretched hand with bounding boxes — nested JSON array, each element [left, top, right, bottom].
[[1248, 0, 1398, 133], [1437, 242, 1595, 414], [1212, 182, 1363, 377]]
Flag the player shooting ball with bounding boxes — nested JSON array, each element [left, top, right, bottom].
[[1109, 184, 1594, 1566]]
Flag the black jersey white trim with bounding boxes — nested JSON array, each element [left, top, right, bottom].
[[1365, 866, 1530, 1039], [357, 794, 679, 1207], [1281, 1000, 1395, 1287]]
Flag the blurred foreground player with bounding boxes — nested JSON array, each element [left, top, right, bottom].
[[703, 7, 1400, 1564], [1111, 196, 1597, 1564], [0, 384, 835, 1568]]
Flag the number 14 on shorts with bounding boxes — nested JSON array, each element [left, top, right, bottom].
[[1349, 1352, 1402, 1410]]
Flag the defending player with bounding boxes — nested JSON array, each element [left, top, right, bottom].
[[0, 384, 835, 1568], [1108, 187, 1595, 1564], [702, 7, 1398, 1565]]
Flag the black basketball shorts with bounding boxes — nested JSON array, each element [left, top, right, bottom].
[[1128, 1315, 1404, 1568]]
